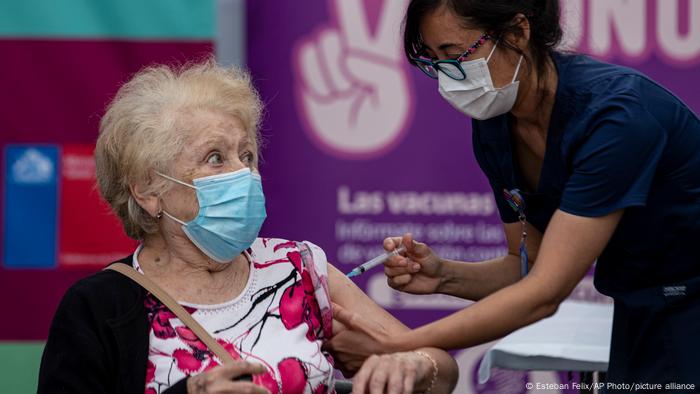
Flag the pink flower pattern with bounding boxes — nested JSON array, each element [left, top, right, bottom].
[[139, 239, 335, 394]]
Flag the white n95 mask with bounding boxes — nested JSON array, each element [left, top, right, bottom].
[[438, 41, 523, 120]]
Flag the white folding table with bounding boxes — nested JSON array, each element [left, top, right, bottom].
[[478, 301, 614, 392]]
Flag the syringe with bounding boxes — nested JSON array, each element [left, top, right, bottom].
[[346, 246, 407, 278]]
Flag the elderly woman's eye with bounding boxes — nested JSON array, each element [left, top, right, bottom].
[[206, 152, 224, 165], [241, 151, 254, 165]]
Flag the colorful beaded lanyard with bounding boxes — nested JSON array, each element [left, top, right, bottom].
[[503, 189, 529, 277]]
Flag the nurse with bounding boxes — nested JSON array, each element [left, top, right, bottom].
[[328, 0, 700, 389]]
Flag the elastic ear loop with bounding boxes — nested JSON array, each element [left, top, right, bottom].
[[154, 171, 195, 225], [511, 55, 524, 83], [486, 40, 499, 62], [485, 40, 524, 83], [160, 210, 187, 225], [155, 171, 197, 190]]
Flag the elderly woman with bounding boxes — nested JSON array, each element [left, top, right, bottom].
[[37, 59, 458, 394]]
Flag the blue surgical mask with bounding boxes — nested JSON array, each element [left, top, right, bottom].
[[155, 168, 267, 263]]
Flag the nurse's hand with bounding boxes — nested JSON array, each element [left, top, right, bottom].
[[383, 234, 444, 294], [325, 303, 391, 375]]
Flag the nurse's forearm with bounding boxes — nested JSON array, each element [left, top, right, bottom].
[[395, 210, 620, 351], [399, 274, 560, 351], [438, 254, 522, 300]]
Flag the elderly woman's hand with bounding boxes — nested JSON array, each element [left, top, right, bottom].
[[186, 361, 270, 394], [327, 305, 436, 393], [352, 352, 435, 394]]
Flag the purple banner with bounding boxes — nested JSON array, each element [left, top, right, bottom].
[[245, 0, 700, 392]]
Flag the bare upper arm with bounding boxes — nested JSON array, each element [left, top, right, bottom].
[[327, 263, 410, 333], [525, 208, 623, 303]]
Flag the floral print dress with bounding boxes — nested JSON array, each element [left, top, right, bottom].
[[133, 238, 335, 394]]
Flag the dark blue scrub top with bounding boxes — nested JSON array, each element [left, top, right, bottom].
[[472, 52, 700, 297]]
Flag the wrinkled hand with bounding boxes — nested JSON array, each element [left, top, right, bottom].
[[384, 233, 444, 294], [324, 303, 394, 376], [352, 352, 433, 394], [186, 361, 269, 394]]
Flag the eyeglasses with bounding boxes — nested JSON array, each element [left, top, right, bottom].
[[411, 33, 491, 80]]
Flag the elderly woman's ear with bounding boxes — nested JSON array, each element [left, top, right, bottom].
[[130, 180, 160, 219]]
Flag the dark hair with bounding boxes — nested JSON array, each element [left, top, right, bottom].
[[403, 0, 562, 82]]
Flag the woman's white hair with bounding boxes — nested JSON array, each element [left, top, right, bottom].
[[95, 57, 263, 239]]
